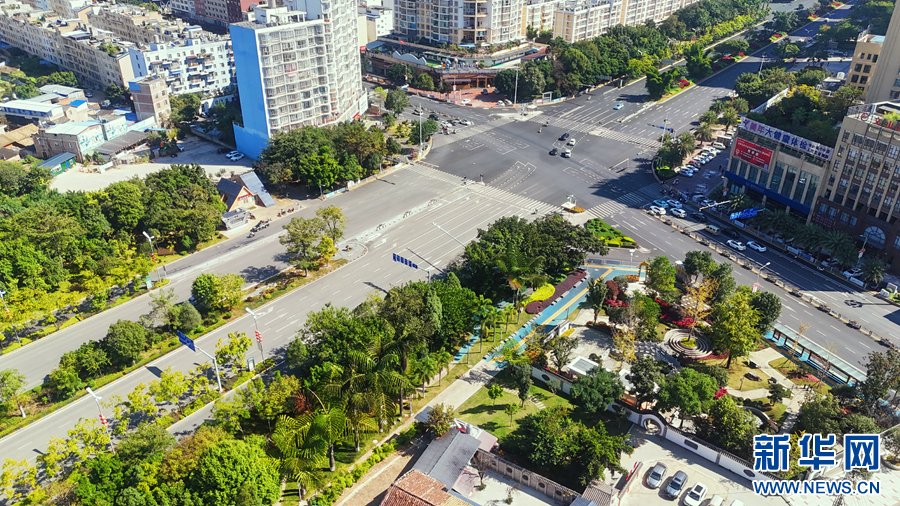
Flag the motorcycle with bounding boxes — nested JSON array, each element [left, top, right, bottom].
[[248, 232, 256, 238], [249, 213, 256, 220]]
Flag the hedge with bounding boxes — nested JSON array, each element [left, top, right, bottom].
[[525, 269, 587, 314]]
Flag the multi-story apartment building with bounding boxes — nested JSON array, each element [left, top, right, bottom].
[[130, 76, 170, 123], [810, 102, 900, 271], [724, 117, 832, 222], [32, 112, 128, 161], [523, 0, 697, 41], [863, 6, 900, 102], [394, 0, 524, 45], [0, 9, 136, 89], [362, 5, 394, 43], [47, 0, 89, 17], [128, 27, 235, 96], [846, 32, 884, 96], [551, 0, 613, 43], [87, 4, 175, 45], [230, 1, 366, 159]]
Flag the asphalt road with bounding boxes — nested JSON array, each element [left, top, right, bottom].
[[0, 172, 564, 466]]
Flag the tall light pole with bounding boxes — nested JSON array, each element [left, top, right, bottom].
[[142, 231, 162, 285], [245, 307, 265, 362], [85, 387, 115, 454], [0, 290, 20, 345], [755, 261, 772, 289], [758, 52, 766, 76], [513, 64, 519, 108]]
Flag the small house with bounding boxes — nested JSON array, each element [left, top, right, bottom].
[[216, 171, 276, 212]]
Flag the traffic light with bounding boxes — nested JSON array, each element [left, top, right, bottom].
[[255, 330, 262, 343], [99, 413, 108, 427], [151, 253, 157, 262]]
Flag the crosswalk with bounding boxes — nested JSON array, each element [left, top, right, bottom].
[[407, 163, 562, 216], [528, 116, 661, 151], [431, 116, 514, 148], [585, 185, 661, 219]]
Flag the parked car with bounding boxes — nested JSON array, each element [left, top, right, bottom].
[[647, 462, 668, 489], [666, 200, 682, 209], [429, 113, 440, 120], [665, 471, 688, 498], [85, 91, 93, 98], [691, 212, 708, 223], [747, 241, 767, 252], [549, 148, 559, 156], [681, 170, 695, 178], [650, 206, 667, 215], [567, 138, 577, 146], [727, 239, 746, 251], [176, 144, 185, 152], [226, 150, 240, 158], [843, 268, 863, 278], [671, 208, 687, 218], [712, 141, 727, 150], [684, 483, 708, 506], [460, 119, 473, 126]]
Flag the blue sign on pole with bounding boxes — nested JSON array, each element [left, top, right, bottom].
[[392, 253, 418, 270], [177, 330, 196, 352], [730, 207, 760, 221]]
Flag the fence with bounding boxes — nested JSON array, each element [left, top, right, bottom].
[[474, 450, 587, 506]]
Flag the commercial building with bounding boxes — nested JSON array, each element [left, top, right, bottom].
[[811, 102, 900, 271], [130, 76, 170, 123], [846, 32, 883, 95], [0, 99, 66, 121], [128, 27, 236, 97], [231, 1, 366, 159], [38, 84, 85, 100], [724, 117, 832, 222], [393, 0, 524, 45], [863, 6, 900, 102]]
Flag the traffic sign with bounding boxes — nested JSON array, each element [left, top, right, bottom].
[[392, 253, 418, 270], [752, 283, 760, 293], [729, 207, 759, 221], [177, 330, 196, 352]]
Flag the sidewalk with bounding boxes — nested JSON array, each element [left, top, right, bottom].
[[722, 347, 805, 433]]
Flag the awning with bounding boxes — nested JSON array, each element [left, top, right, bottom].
[[93, 131, 148, 156]]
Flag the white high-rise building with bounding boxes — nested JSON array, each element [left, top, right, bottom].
[[394, 0, 524, 45], [231, 0, 366, 159], [522, 0, 699, 42]]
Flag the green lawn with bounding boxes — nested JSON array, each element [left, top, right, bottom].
[[585, 218, 636, 248], [700, 357, 771, 391], [768, 357, 832, 394], [456, 377, 574, 440], [742, 398, 789, 427]]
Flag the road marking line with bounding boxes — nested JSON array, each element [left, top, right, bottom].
[[276, 323, 294, 333], [18, 440, 32, 449], [859, 343, 871, 349], [830, 326, 841, 332]]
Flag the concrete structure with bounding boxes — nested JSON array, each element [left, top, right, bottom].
[[846, 32, 883, 94], [363, 5, 393, 43], [226, 0, 257, 23], [87, 3, 178, 45], [230, 1, 366, 159], [32, 113, 128, 161], [38, 84, 85, 99], [130, 76, 170, 124], [48, 0, 89, 17], [811, 101, 900, 272], [864, 5, 900, 102], [522, 0, 697, 42], [724, 116, 832, 221], [128, 27, 235, 97], [551, 0, 614, 43], [0, 99, 65, 121], [393, 0, 524, 46]]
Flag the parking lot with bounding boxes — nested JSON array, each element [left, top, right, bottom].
[[51, 136, 252, 193], [616, 430, 784, 506]]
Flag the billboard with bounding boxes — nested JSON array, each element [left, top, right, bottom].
[[733, 138, 774, 170]]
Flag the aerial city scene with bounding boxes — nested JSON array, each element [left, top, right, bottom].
[[2, 0, 900, 504]]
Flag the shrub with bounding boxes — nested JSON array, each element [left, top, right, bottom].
[[525, 270, 587, 313]]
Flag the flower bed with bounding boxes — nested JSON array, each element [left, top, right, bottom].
[[769, 32, 786, 43], [713, 388, 727, 399], [808, 14, 818, 20], [585, 218, 637, 248], [606, 299, 629, 308], [525, 269, 587, 314], [524, 283, 555, 304]]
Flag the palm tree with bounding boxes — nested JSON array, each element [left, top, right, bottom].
[[303, 407, 349, 472], [821, 230, 854, 264], [434, 350, 453, 385], [495, 244, 543, 307], [502, 305, 516, 333], [721, 108, 740, 131], [584, 278, 608, 321], [481, 306, 498, 344], [695, 122, 714, 145], [732, 97, 750, 114], [475, 295, 493, 352], [862, 257, 886, 287], [677, 132, 696, 160], [710, 100, 730, 114], [699, 110, 718, 125], [796, 224, 826, 255], [270, 415, 328, 499], [323, 353, 380, 451], [412, 355, 439, 397], [366, 337, 407, 430]]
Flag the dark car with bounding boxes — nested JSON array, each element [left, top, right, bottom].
[[549, 148, 559, 156], [723, 228, 740, 239], [429, 113, 440, 120], [691, 212, 708, 223], [559, 133, 569, 141]]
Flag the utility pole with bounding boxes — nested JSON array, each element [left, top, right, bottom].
[[0, 289, 20, 345], [513, 64, 519, 107], [758, 52, 766, 76], [432, 221, 467, 247], [85, 387, 115, 454], [142, 231, 162, 285]]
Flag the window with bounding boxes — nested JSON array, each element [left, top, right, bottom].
[[848, 148, 858, 161], [855, 167, 866, 178], [829, 207, 838, 217], [851, 217, 858, 226], [867, 172, 878, 184], [794, 171, 808, 201], [819, 203, 829, 213], [879, 177, 888, 189], [864, 65, 872, 73], [862, 76, 869, 84], [855, 63, 863, 72], [852, 75, 860, 83], [782, 166, 797, 197], [840, 212, 850, 223], [852, 134, 864, 146], [770, 163, 784, 191], [874, 54, 879, 63]]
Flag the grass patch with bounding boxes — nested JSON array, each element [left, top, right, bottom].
[[742, 398, 789, 427], [585, 218, 636, 248], [524, 284, 554, 304], [700, 357, 771, 391], [768, 357, 832, 394]]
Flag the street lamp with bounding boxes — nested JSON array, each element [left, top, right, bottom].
[[630, 250, 634, 269], [142, 231, 163, 285], [245, 307, 266, 362], [755, 261, 772, 287], [758, 52, 767, 76], [85, 387, 115, 454], [513, 63, 519, 109], [0, 289, 20, 345]]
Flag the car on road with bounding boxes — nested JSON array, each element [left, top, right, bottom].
[[614, 103, 624, 110], [176, 144, 185, 152], [691, 212, 708, 223], [670, 208, 686, 218], [722, 228, 741, 239], [460, 119, 473, 126], [226, 150, 240, 158], [843, 268, 863, 278], [429, 113, 440, 120], [700, 199, 715, 207], [652, 199, 670, 208], [561, 149, 572, 158], [229, 153, 245, 161], [727, 239, 746, 251], [559, 133, 570, 141], [666, 200, 682, 209], [647, 462, 668, 489], [549, 148, 559, 156], [665, 471, 688, 498], [650, 206, 667, 215], [684, 483, 708, 506], [85, 91, 94, 98], [567, 138, 577, 146], [747, 241, 767, 252]]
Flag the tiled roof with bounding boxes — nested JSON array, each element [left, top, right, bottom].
[[582, 481, 614, 506], [381, 470, 450, 506], [0, 124, 38, 147]]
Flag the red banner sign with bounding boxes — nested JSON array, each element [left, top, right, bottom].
[[733, 138, 774, 170]]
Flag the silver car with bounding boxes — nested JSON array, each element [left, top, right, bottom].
[[665, 470, 687, 498], [647, 462, 668, 489]]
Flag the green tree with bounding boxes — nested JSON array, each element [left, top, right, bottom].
[[708, 261, 737, 304], [585, 277, 608, 321], [115, 423, 176, 464], [414, 73, 434, 91], [504, 403, 520, 426], [571, 368, 624, 415], [424, 403, 454, 436], [797, 394, 843, 435], [721, 108, 740, 131], [645, 256, 678, 302], [749, 291, 782, 332], [857, 349, 900, 415], [259, 372, 301, 430], [102, 320, 148, 368], [174, 302, 202, 332], [710, 291, 760, 368], [148, 366, 189, 408], [0, 368, 27, 417], [862, 257, 886, 287], [767, 383, 790, 406], [721, 39, 749, 55], [315, 205, 347, 244], [694, 396, 757, 457], [280, 217, 326, 276], [384, 88, 410, 116], [408, 118, 439, 145], [190, 273, 245, 312], [488, 384, 504, 406], [517, 377, 532, 407], [190, 438, 281, 506], [386, 63, 413, 84], [101, 180, 145, 232], [626, 356, 670, 405], [212, 396, 250, 435], [169, 93, 202, 124], [695, 122, 714, 145], [549, 332, 579, 372], [215, 332, 252, 371], [656, 368, 717, 426]]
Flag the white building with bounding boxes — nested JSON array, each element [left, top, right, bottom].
[[523, 0, 699, 42], [394, 0, 524, 46], [231, 0, 366, 159], [128, 27, 235, 97]]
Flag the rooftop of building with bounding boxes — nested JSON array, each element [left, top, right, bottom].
[[39, 84, 82, 95], [845, 101, 900, 123], [857, 33, 885, 44], [743, 84, 842, 148], [1, 99, 63, 113], [44, 120, 101, 135]]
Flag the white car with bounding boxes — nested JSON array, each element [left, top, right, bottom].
[[567, 138, 577, 146], [667, 200, 682, 209], [228, 153, 245, 161], [684, 483, 708, 506], [712, 142, 727, 150], [226, 150, 240, 158], [727, 239, 746, 251], [649, 206, 666, 215], [460, 119, 473, 126], [843, 268, 863, 278], [670, 208, 686, 218], [681, 170, 695, 178], [561, 149, 572, 158], [747, 241, 767, 252]]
